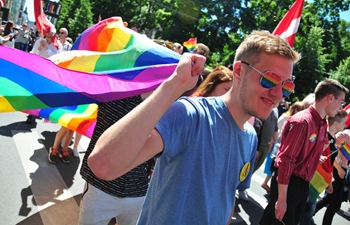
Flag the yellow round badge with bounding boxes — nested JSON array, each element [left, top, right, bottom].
[[239, 162, 251, 182]]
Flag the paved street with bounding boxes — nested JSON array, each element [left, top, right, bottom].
[[0, 112, 349, 224]]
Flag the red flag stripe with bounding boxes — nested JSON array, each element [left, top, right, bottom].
[[34, 0, 59, 49], [272, 0, 305, 47]]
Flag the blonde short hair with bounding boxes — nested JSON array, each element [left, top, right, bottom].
[[234, 30, 300, 64]]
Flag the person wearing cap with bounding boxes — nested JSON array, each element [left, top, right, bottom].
[[30, 27, 62, 58], [17, 24, 30, 52]]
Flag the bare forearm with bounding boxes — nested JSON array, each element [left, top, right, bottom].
[[89, 53, 205, 180], [275, 183, 288, 221], [89, 78, 186, 180]]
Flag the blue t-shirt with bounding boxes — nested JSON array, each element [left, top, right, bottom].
[[137, 97, 257, 224]]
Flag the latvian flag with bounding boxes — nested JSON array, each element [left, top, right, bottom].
[[272, 0, 305, 47]]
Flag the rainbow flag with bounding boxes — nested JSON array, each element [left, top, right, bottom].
[[335, 129, 350, 161], [308, 163, 333, 204], [0, 17, 181, 137], [183, 37, 197, 52], [25, 104, 97, 138], [339, 143, 350, 160], [0, 17, 180, 112]]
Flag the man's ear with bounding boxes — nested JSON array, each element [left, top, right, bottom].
[[233, 61, 243, 82], [327, 94, 335, 103]]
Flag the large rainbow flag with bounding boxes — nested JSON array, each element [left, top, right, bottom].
[[0, 17, 181, 137]]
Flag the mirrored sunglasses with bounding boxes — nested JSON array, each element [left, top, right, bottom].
[[241, 61, 295, 98]]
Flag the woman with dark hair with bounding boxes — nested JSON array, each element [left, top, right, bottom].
[[3, 20, 16, 47]]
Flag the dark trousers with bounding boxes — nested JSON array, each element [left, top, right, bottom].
[[19, 43, 28, 52], [259, 170, 309, 225], [315, 170, 345, 225]]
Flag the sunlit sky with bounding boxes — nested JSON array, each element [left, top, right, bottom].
[[25, 0, 349, 22]]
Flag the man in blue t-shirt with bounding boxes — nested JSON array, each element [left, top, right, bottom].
[[88, 31, 301, 224]]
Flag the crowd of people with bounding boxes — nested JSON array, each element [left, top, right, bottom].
[[2, 19, 350, 225]]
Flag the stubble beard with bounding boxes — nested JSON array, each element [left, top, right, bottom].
[[240, 75, 260, 119]]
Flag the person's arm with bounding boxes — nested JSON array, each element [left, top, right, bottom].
[[274, 121, 307, 220], [334, 160, 346, 179], [275, 184, 288, 221], [326, 182, 333, 194], [268, 131, 279, 153], [30, 38, 43, 55], [88, 53, 206, 180], [0, 34, 12, 45]]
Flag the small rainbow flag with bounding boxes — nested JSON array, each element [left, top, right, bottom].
[[335, 130, 350, 161], [339, 143, 350, 160], [183, 37, 197, 52]]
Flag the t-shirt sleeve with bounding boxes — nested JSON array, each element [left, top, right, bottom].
[[155, 99, 199, 158]]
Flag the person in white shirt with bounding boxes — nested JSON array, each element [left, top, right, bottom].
[[31, 27, 62, 58], [58, 27, 72, 51], [0, 33, 13, 45]]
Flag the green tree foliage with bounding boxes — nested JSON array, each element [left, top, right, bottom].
[[56, 0, 82, 31], [68, 0, 93, 40], [90, 0, 141, 24], [54, 0, 350, 100], [339, 20, 350, 62], [330, 56, 350, 101], [292, 26, 330, 100], [304, 0, 350, 71]]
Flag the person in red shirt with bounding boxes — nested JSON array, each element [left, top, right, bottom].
[[260, 79, 348, 225]]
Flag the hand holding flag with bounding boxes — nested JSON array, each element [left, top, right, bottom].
[[335, 130, 350, 160]]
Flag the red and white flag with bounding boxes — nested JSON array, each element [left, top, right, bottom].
[[0, 0, 6, 8], [34, 0, 59, 49], [272, 0, 304, 47]]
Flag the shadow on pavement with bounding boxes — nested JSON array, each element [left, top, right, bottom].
[[17, 194, 82, 225], [0, 120, 38, 137], [231, 196, 266, 224], [19, 131, 81, 217]]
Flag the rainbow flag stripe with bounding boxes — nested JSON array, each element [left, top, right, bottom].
[[339, 143, 350, 160], [0, 17, 180, 112], [1, 17, 180, 137], [183, 37, 197, 52], [309, 163, 333, 204], [25, 104, 97, 138]]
